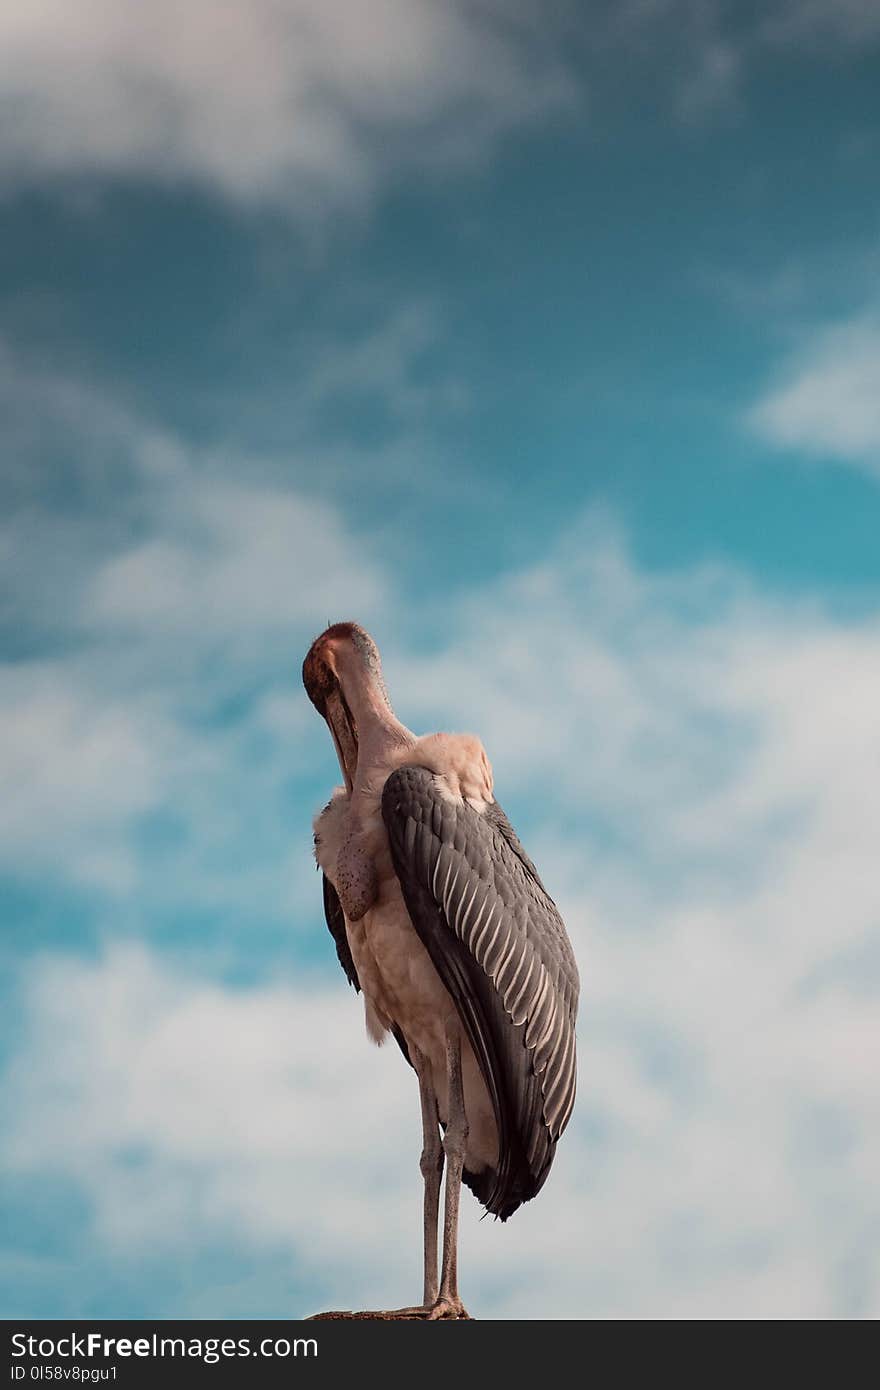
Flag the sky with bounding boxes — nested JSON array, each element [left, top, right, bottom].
[[2, 0, 879, 1321]]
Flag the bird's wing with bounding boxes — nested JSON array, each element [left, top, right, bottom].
[[322, 872, 360, 991], [381, 764, 579, 1219]]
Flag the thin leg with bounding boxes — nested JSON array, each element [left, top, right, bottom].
[[413, 1047, 444, 1308], [429, 1025, 469, 1319]]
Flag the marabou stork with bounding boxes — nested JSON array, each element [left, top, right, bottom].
[[303, 622, 579, 1319]]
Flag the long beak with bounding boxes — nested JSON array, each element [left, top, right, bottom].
[[324, 688, 358, 793]]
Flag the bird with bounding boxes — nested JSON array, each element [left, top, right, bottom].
[[303, 621, 579, 1319]]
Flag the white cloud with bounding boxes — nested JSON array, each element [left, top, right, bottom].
[[2, 946, 420, 1297], [0, 342, 388, 904], [748, 316, 880, 471], [600, 0, 880, 127], [0, 670, 168, 893], [0, 1, 573, 208], [392, 520, 880, 1315], [4, 513, 880, 1317], [760, 0, 880, 46], [392, 515, 758, 860], [88, 481, 385, 638], [675, 35, 742, 120], [299, 302, 467, 420], [2, 0, 878, 212]]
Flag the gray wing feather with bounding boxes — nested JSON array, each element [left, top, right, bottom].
[[443, 800, 578, 1137], [382, 765, 579, 1219]]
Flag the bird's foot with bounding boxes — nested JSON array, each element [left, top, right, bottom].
[[310, 1306, 436, 1320], [308, 1297, 471, 1320], [427, 1295, 469, 1320]]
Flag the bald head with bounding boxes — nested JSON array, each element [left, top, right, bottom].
[[302, 622, 386, 714], [303, 621, 409, 792]]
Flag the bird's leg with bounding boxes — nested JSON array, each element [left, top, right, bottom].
[[379, 1047, 444, 1318], [413, 1047, 444, 1309], [429, 1025, 469, 1320]]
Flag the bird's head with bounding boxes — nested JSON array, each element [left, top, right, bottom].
[[302, 622, 395, 792]]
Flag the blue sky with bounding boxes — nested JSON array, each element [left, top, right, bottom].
[[2, 1, 879, 1319]]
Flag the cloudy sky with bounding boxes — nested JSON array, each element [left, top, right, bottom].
[[2, 1, 879, 1320]]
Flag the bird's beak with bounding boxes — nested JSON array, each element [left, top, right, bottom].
[[324, 686, 358, 794], [303, 635, 359, 792]]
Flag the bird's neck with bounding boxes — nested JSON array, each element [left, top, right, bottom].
[[354, 711, 415, 789]]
